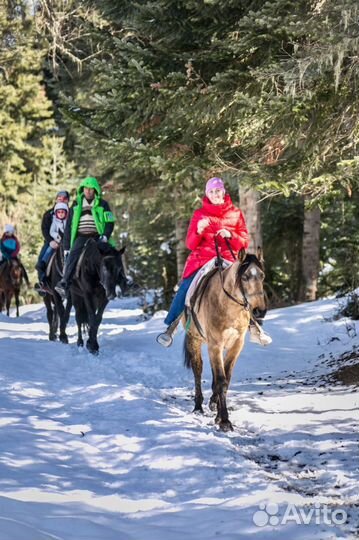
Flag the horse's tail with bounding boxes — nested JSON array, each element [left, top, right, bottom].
[[183, 333, 192, 370]]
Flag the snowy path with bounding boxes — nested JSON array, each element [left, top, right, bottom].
[[0, 298, 358, 539]]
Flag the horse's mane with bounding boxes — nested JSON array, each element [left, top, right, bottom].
[[81, 239, 119, 279], [82, 239, 102, 274]]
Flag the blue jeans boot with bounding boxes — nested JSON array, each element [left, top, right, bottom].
[[157, 273, 196, 347]]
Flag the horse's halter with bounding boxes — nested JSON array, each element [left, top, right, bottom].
[[99, 254, 126, 299], [99, 255, 114, 291]]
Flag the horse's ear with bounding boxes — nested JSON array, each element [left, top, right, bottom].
[[118, 245, 126, 255], [257, 246, 264, 264], [237, 248, 246, 264]]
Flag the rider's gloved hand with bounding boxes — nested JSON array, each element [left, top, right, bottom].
[[216, 229, 231, 238], [99, 235, 108, 243]]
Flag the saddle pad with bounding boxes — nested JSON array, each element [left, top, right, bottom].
[[185, 257, 232, 307], [46, 251, 57, 277], [75, 249, 87, 278]]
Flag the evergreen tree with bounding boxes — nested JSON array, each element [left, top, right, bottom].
[[38, 0, 359, 304], [0, 1, 79, 299]]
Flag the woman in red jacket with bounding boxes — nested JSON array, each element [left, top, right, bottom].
[[157, 177, 272, 347]]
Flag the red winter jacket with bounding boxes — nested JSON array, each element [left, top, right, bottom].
[[182, 194, 249, 279]]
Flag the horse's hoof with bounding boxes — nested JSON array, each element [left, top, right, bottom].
[[86, 342, 99, 355], [49, 334, 57, 342], [219, 420, 234, 432], [59, 334, 68, 344], [193, 406, 204, 414], [209, 399, 217, 412]]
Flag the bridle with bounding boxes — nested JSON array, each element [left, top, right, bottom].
[[214, 236, 250, 310], [189, 237, 264, 339]]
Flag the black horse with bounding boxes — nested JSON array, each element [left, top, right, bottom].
[[42, 246, 72, 343], [70, 238, 127, 354]]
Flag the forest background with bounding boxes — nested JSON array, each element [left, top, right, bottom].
[[1, 0, 359, 309]]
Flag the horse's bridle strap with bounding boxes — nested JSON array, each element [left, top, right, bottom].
[[214, 237, 249, 310]]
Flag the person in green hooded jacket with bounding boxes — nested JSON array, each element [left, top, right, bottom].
[[55, 176, 116, 297]]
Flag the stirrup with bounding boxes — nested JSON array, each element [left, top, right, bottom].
[[55, 281, 67, 298], [34, 283, 47, 297], [156, 331, 173, 348], [156, 317, 181, 348], [249, 326, 272, 346]]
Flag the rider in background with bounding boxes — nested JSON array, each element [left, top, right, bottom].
[[156, 177, 272, 348], [0, 224, 20, 266], [55, 176, 115, 297], [34, 201, 69, 292], [35, 190, 70, 289]]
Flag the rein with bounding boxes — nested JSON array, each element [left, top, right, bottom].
[[188, 236, 252, 340], [214, 237, 249, 310]]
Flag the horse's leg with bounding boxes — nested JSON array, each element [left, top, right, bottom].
[[87, 322, 99, 354], [209, 365, 219, 412], [224, 334, 246, 388], [59, 296, 72, 344], [5, 292, 11, 317], [91, 301, 108, 353], [74, 303, 84, 348], [77, 321, 84, 347], [83, 296, 99, 354], [54, 294, 68, 344], [44, 295, 57, 341], [184, 333, 204, 413], [86, 299, 107, 354], [14, 289, 20, 317], [208, 341, 233, 432], [209, 333, 246, 411]]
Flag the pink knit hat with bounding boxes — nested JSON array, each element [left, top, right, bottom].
[[205, 177, 225, 195]]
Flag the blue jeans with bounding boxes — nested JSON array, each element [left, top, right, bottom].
[[36, 243, 55, 281], [42, 245, 55, 264], [164, 272, 197, 326], [36, 244, 48, 268]]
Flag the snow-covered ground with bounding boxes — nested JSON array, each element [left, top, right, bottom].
[[0, 296, 358, 540]]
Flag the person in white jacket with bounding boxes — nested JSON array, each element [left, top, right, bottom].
[[35, 202, 69, 290]]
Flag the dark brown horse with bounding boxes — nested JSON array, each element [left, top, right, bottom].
[[0, 259, 29, 317], [70, 239, 127, 354], [42, 246, 72, 343], [183, 250, 267, 432]]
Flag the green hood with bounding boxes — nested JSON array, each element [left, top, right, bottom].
[[78, 176, 101, 196]]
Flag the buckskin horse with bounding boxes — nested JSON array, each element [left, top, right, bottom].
[[42, 246, 72, 343], [0, 258, 29, 317], [70, 238, 127, 354], [183, 247, 267, 432]]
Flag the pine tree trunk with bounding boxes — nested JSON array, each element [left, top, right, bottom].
[[298, 201, 321, 302], [175, 218, 189, 281], [239, 187, 262, 252]]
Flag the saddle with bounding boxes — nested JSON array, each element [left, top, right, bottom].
[[185, 258, 232, 339], [45, 251, 57, 277], [73, 239, 114, 280], [185, 257, 232, 309]]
